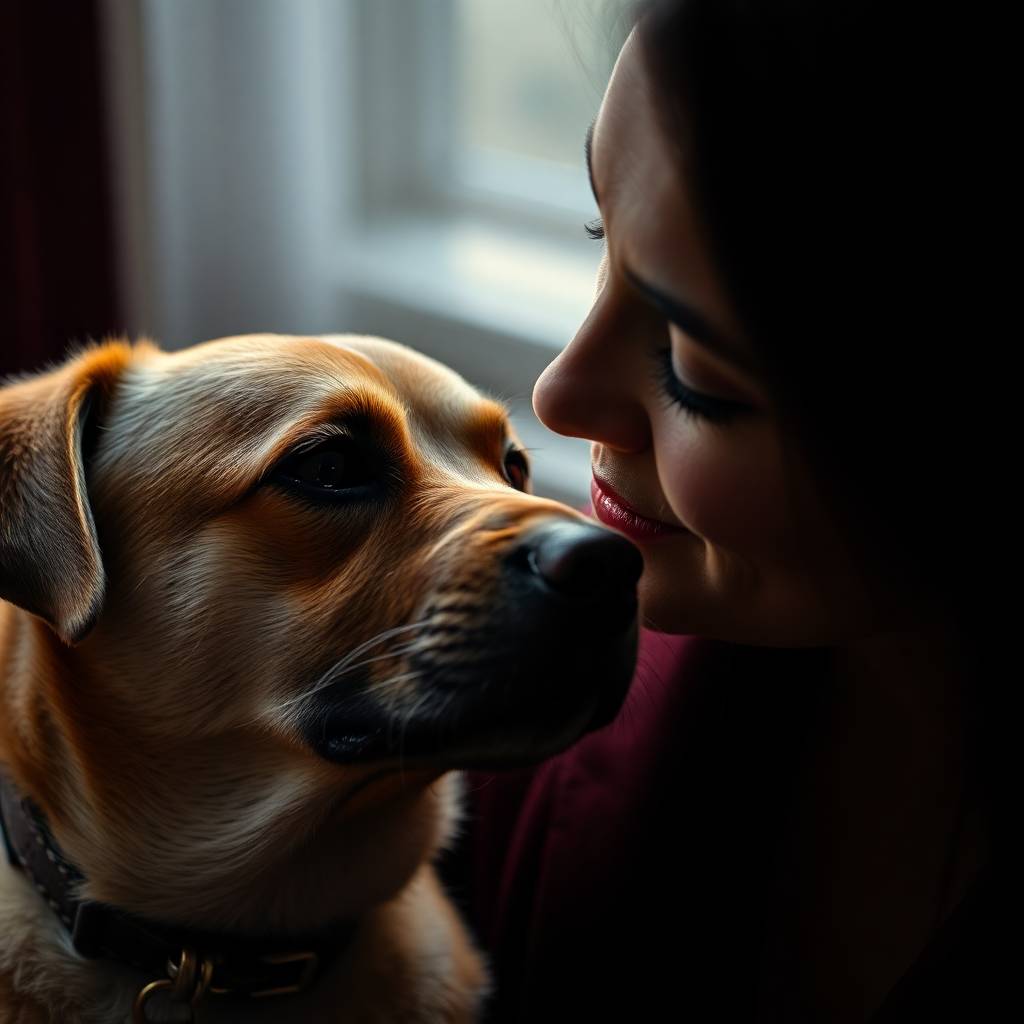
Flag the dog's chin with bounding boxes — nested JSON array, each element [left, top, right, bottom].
[[306, 614, 639, 772]]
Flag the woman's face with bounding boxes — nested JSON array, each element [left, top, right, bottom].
[[533, 31, 881, 645]]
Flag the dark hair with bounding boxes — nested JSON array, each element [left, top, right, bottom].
[[635, 1, 1003, 804]]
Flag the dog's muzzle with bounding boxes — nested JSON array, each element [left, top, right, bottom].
[[306, 519, 643, 769]]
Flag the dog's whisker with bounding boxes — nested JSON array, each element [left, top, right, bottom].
[[328, 641, 422, 686], [326, 641, 421, 676], [265, 654, 414, 719], [253, 625, 429, 723], [373, 669, 421, 690], [374, 670, 424, 729], [252, 630, 428, 729], [330, 620, 429, 672], [304, 620, 426, 686], [286, 642, 422, 707]]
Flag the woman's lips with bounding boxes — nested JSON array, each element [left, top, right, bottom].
[[590, 476, 687, 542]]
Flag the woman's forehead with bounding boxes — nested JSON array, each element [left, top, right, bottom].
[[591, 30, 754, 370], [591, 30, 664, 206]]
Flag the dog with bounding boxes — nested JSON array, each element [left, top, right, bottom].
[[0, 334, 641, 1023]]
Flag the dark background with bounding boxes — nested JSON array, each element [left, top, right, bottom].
[[1, 0, 120, 378]]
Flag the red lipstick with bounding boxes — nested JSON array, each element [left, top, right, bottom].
[[590, 476, 686, 542]]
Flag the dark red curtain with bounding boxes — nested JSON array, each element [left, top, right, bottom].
[[1, 0, 120, 378]]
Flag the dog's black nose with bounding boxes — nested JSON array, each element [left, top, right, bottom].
[[524, 521, 643, 599]]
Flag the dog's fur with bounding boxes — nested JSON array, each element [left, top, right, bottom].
[[0, 335, 637, 1023]]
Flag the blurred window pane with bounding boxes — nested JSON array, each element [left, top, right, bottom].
[[455, 0, 621, 210]]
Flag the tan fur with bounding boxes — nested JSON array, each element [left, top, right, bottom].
[[0, 334, 594, 1023]]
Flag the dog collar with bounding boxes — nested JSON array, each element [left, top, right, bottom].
[[0, 773, 357, 1016]]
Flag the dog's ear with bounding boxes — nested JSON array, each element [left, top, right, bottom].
[[0, 342, 134, 644]]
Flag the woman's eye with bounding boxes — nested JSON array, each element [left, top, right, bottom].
[[584, 217, 605, 241], [274, 443, 376, 496], [503, 446, 530, 492], [653, 347, 749, 425]]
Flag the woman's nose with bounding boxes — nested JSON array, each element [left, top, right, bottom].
[[532, 298, 650, 453]]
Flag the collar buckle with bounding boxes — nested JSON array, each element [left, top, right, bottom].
[[134, 948, 213, 1024]]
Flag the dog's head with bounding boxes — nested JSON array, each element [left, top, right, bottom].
[[0, 334, 640, 930]]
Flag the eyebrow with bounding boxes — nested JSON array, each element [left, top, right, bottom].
[[624, 269, 757, 374]]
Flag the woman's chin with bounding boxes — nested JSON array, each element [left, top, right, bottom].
[[636, 568, 708, 636]]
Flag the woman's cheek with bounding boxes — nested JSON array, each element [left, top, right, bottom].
[[654, 418, 794, 554]]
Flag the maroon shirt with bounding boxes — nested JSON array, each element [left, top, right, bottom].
[[452, 630, 1000, 1021]]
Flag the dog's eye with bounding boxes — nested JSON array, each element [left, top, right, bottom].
[[274, 443, 375, 496], [503, 446, 530, 492]]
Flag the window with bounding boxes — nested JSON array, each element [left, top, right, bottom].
[[456, 0, 618, 216], [102, 0, 625, 504]]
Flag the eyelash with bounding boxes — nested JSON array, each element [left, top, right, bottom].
[[584, 217, 605, 241], [652, 346, 746, 425]]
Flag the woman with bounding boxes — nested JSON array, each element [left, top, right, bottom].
[[455, 1, 1003, 1021]]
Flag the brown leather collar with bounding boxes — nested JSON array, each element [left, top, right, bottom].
[[0, 772, 357, 1004]]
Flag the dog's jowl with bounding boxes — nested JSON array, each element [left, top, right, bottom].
[[0, 335, 641, 1023]]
